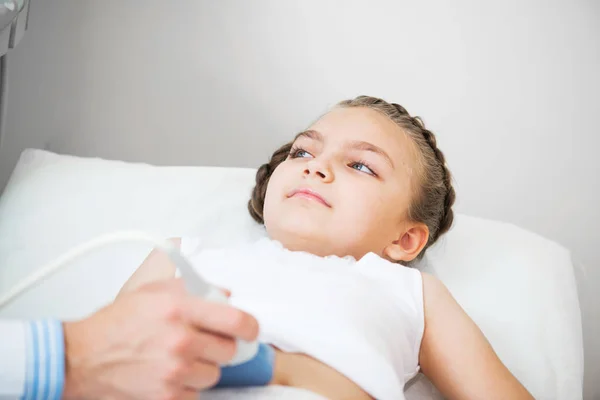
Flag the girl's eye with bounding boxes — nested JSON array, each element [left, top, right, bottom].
[[350, 162, 376, 176], [291, 148, 313, 159]]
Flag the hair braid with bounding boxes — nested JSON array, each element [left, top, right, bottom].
[[391, 102, 456, 244], [248, 142, 292, 223], [416, 126, 456, 241]]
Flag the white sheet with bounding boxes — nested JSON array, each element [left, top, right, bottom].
[[0, 149, 584, 399], [204, 386, 327, 399]]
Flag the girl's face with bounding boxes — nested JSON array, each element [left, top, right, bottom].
[[263, 106, 428, 262]]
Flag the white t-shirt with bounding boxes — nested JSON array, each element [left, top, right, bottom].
[[180, 237, 425, 400]]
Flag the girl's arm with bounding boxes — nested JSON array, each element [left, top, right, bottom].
[[116, 237, 181, 298], [419, 273, 534, 400]]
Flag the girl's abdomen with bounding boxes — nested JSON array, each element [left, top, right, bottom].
[[269, 347, 374, 400]]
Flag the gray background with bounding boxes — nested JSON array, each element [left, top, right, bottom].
[[0, 1, 598, 398]]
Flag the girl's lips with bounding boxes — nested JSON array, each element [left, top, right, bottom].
[[287, 188, 331, 207]]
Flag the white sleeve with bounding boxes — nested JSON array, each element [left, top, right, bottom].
[[0, 319, 65, 400]]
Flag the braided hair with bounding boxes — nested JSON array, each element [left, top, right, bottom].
[[248, 142, 292, 223], [248, 95, 456, 264]]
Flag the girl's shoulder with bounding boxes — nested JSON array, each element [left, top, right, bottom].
[[420, 272, 453, 308]]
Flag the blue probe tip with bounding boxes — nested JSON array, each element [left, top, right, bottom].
[[214, 343, 275, 388]]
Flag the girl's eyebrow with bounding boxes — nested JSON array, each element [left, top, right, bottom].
[[296, 129, 323, 142], [296, 129, 395, 169], [345, 140, 395, 169]]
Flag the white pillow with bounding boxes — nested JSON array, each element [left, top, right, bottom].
[[0, 149, 583, 399]]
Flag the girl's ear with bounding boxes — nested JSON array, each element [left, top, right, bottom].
[[384, 223, 429, 263]]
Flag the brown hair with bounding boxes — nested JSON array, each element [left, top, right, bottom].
[[248, 95, 456, 263]]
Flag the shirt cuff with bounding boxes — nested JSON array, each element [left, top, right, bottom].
[[21, 319, 66, 400]]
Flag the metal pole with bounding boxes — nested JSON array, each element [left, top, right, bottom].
[[0, 53, 7, 149]]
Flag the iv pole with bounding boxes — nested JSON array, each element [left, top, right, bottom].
[[0, 0, 30, 148]]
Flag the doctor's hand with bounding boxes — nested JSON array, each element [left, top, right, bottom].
[[60, 278, 259, 400]]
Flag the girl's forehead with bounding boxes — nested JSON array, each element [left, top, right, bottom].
[[307, 107, 419, 165]]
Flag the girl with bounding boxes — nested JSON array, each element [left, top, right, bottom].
[[118, 96, 533, 399]]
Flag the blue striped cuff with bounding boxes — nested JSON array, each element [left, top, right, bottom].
[[21, 319, 65, 400]]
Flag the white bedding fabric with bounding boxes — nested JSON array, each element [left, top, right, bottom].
[[204, 386, 327, 399], [202, 378, 441, 400], [0, 149, 584, 399]]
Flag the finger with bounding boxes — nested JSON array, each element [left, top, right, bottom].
[[178, 389, 200, 400], [182, 327, 237, 364], [168, 388, 202, 400], [183, 360, 222, 390], [171, 279, 230, 298], [180, 389, 202, 400], [183, 297, 259, 342]]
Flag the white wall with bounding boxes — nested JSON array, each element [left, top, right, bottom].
[[0, 0, 598, 397]]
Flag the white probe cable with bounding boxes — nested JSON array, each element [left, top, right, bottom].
[[0, 231, 258, 365], [0, 231, 211, 307]]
